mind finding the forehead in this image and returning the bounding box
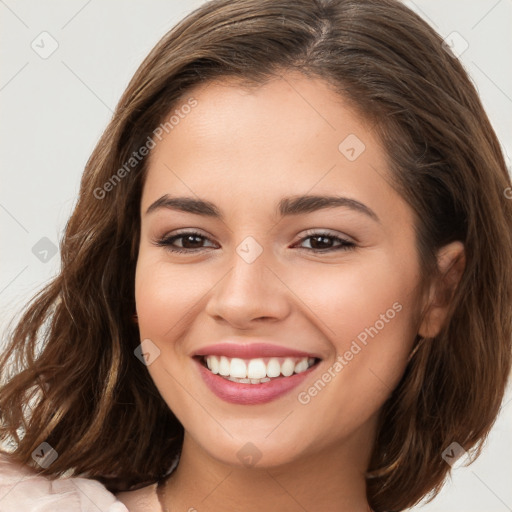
[148,73,377,164]
[141,73,403,225]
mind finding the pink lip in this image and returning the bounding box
[193,357,320,405]
[192,342,320,360]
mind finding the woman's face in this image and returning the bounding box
[135,72,424,468]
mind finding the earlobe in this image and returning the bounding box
[418,241,466,339]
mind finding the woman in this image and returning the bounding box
[1,0,511,511]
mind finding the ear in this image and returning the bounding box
[418,241,466,339]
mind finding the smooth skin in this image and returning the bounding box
[121,72,465,512]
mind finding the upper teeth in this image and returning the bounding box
[204,356,315,379]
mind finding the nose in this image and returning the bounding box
[204,244,292,329]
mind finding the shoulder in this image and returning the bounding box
[115,483,162,511]
[0,452,128,512]
[115,482,162,511]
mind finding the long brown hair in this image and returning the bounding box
[1,1,511,510]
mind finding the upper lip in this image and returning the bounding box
[192,342,322,360]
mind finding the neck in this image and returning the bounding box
[160,420,376,512]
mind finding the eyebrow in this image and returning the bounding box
[145,194,380,223]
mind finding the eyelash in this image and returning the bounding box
[154,230,356,254]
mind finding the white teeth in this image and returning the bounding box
[266,358,281,378]
[247,359,267,379]
[251,378,269,384]
[218,356,230,376]
[281,359,295,377]
[203,355,317,381]
[226,376,272,384]
[230,358,247,378]
[294,359,309,373]
[209,356,219,374]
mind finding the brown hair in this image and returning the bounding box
[1,0,511,510]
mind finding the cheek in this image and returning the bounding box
[282,247,420,346]
[134,253,207,416]
[290,252,420,425]
[288,253,419,402]
[135,253,211,341]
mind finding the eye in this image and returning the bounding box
[154,230,216,254]
[294,231,356,252]
[154,229,355,254]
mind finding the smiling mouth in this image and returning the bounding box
[195,355,321,384]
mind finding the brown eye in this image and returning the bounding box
[296,232,355,252]
[155,231,216,253]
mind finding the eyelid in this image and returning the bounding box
[154,228,356,255]
[155,228,218,249]
[294,228,355,244]
[161,227,212,239]
[155,228,353,245]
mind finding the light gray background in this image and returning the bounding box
[1,1,511,511]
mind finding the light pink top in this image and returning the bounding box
[0,453,136,512]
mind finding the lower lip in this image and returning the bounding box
[194,358,319,405]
